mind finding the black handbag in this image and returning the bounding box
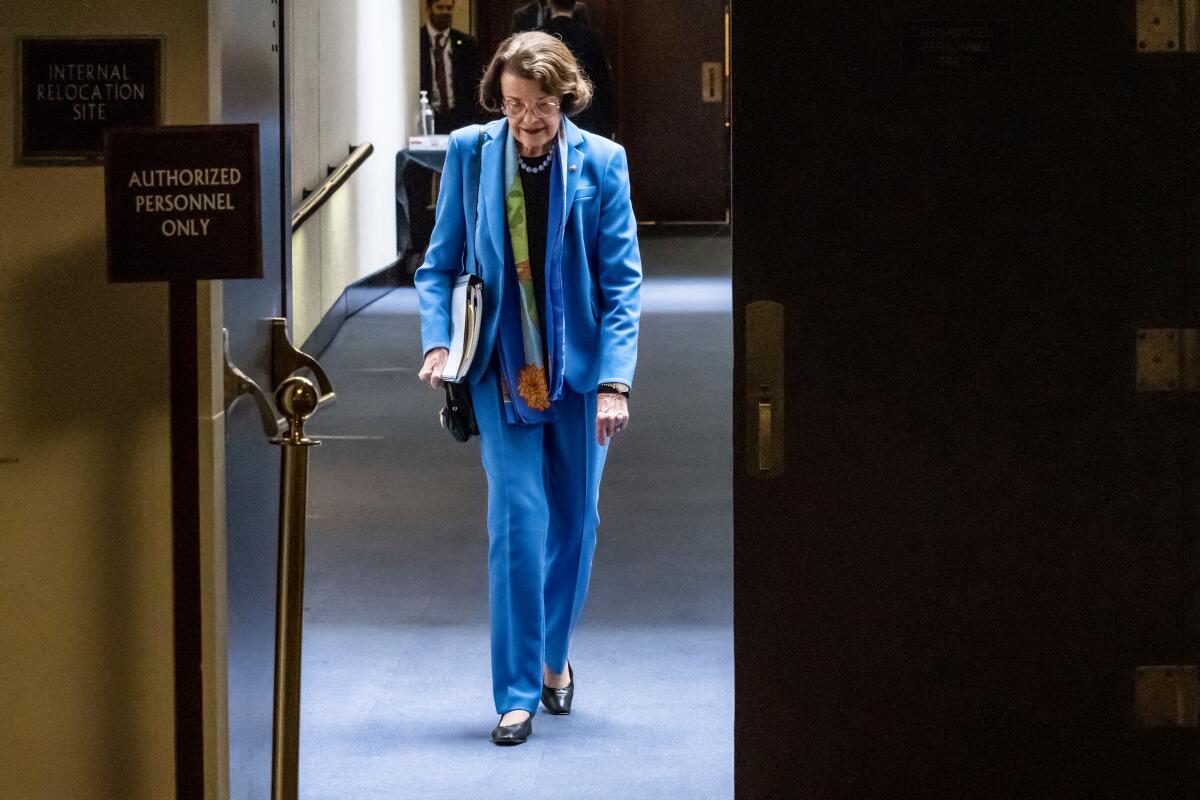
[438,130,486,442]
[439,381,479,442]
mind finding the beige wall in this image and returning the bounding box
[289,0,421,344]
[0,2,211,798]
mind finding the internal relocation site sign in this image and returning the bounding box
[104,125,263,282]
[19,38,162,163]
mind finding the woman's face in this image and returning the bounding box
[501,71,561,156]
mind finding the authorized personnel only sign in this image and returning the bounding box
[104,125,263,282]
[901,21,1012,73]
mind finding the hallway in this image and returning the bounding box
[294,230,734,799]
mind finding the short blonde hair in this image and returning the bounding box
[478,32,593,117]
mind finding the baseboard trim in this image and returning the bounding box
[301,258,409,357]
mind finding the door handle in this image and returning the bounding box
[745,301,785,478]
[758,398,774,472]
[270,317,335,405]
[223,328,283,438]
[701,61,724,103]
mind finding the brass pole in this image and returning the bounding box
[270,377,320,800]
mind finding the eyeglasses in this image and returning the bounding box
[500,98,561,119]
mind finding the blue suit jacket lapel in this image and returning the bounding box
[480,119,508,279]
[562,118,584,219]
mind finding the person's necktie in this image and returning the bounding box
[433,34,450,113]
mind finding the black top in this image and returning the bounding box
[518,153,552,361]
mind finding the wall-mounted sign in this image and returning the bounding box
[19,37,162,164]
[902,21,1012,74]
[104,125,263,282]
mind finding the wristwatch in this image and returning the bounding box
[598,382,630,398]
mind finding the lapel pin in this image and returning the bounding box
[569,164,577,172]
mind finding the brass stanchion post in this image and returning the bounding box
[269,376,320,800]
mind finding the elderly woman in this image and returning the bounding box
[414,31,641,745]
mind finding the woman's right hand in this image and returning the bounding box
[418,347,449,389]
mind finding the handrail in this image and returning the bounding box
[291,142,374,232]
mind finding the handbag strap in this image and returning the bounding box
[464,128,485,278]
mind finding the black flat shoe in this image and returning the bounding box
[541,662,574,715]
[491,712,533,745]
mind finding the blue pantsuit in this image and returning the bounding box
[415,117,640,716]
[473,361,608,713]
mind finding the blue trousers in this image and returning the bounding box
[474,364,608,714]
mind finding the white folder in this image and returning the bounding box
[441,274,483,383]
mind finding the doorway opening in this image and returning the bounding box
[224,1,734,796]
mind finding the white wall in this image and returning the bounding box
[290,0,422,344]
[0,2,211,798]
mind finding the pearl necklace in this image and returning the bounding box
[518,149,554,174]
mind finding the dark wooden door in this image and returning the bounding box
[734,4,1200,797]
[618,0,727,222]
[476,0,728,222]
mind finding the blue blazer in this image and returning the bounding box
[415,117,641,393]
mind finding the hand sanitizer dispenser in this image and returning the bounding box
[418,90,435,136]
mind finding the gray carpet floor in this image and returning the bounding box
[297,230,733,799]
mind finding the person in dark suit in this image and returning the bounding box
[407,0,484,279]
[541,0,614,137]
[420,0,483,132]
[511,0,589,33]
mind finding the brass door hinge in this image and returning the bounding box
[1136,328,1200,391]
[1137,0,1200,52]
[1136,666,1200,727]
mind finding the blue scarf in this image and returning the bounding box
[496,127,567,425]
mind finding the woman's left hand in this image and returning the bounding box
[596,393,630,446]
